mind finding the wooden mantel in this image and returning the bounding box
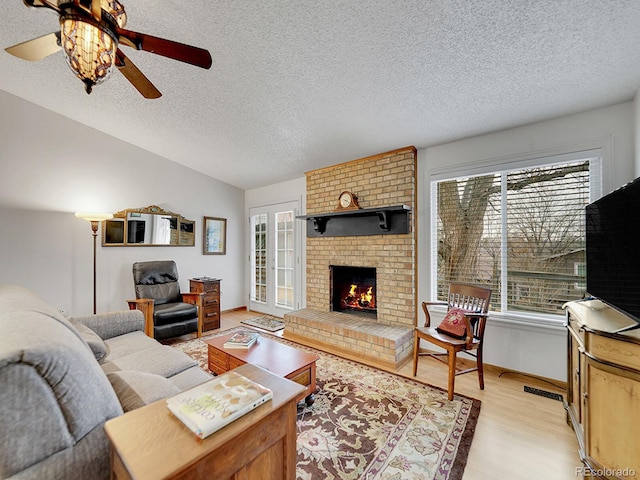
[297,205,411,237]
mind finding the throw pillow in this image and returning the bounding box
[107,371,180,412]
[70,320,110,362]
[436,307,471,339]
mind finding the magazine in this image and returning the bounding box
[223,331,259,349]
[166,371,273,439]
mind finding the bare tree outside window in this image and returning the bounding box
[436,161,590,315]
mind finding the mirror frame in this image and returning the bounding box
[102,205,196,247]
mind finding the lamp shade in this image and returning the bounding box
[75,212,114,222]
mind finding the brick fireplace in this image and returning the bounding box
[284,146,417,369]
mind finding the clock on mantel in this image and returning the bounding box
[336,191,361,211]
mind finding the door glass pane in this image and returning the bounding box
[251,213,268,303]
[275,210,294,308]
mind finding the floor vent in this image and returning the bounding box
[524,386,563,401]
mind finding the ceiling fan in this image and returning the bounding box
[5,0,213,98]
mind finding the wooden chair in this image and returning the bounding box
[413,283,492,401]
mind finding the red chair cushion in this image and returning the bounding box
[436,307,470,339]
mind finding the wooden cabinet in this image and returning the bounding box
[565,300,640,480]
[105,364,305,480]
[190,278,221,332]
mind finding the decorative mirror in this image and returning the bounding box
[102,205,195,246]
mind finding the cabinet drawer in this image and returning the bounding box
[203,296,220,308]
[208,347,229,364]
[229,357,246,370]
[203,318,220,331]
[202,283,220,294]
[589,333,640,370]
[208,357,228,375]
[289,369,311,387]
[189,280,221,294]
[209,362,227,376]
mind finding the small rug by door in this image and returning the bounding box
[240,315,285,332]
[172,327,480,480]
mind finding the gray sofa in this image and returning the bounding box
[0,284,212,480]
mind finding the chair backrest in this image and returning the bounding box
[446,283,492,341]
[446,283,492,315]
[132,260,181,305]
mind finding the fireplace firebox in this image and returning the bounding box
[330,266,376,318]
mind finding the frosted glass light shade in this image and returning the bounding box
[75,212,114,222]
[61,15,117,94]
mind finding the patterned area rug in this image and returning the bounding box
[240,315,285,332]
[172,327,480,480]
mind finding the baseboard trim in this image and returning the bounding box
[415,347,567,390]
[222,306,248,313]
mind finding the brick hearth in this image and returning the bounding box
[284,146,417,369]
[284,309,414,369]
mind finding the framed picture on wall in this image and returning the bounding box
[203,216,227,255]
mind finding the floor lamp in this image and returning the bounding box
[75,212,113,314]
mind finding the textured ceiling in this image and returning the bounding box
[2,1,640,190]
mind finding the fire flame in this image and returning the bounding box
[343,284,375,310]
[361,286,373,304]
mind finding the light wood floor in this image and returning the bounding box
[179,309,583,480]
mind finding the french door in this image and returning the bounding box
[249,201,300,317]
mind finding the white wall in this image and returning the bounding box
[417,101,636,380]
[0,90,246,316]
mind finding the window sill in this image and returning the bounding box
[427,306,565,332]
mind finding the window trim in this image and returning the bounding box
[429,148,603,322]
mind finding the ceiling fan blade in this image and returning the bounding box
[117,29,212,70]
[5,32,61,62]
[91,0,101,21]
[115,49,162,99]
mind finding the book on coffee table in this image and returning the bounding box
[166,371,273,439]
[223,331,259,349]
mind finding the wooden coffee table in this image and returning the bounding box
[206,332,319,405]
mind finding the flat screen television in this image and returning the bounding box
[586,176,640,332]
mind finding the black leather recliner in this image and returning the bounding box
[127,260,202,340]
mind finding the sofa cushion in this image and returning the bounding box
[70,320,110,362]
[168,366,213,391]
[104,330,160,360]
[107,371,180,412]
[102,332,198,378]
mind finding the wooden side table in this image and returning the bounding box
[189,278,221,332]
[105,364,305,480]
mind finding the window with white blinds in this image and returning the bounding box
[431,152,601,316]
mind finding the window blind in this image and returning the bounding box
[433,158,594,315]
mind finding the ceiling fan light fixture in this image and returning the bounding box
[60,14,118,94]
[9,0,211,98]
